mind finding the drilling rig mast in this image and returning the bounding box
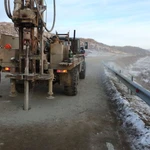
[4,0,56,110]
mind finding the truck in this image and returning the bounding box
[1,0,86,110]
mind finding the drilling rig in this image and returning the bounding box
[0,0,86,110]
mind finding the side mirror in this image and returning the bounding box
[80,47,85,54]
[81,49,85,54]
[84,42,88,49]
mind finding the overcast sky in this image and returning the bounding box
[1,0,150,49]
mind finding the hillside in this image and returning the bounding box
[80,38,150,55]
[0,22,18,36]
[80,38,124,54]
[111,46,150,55]
[0,22,149,55]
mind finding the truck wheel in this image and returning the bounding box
[64,68,78,96]
[79,61,86,79]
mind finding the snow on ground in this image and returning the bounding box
[103,69,150,150]
[105,56,150,123]
[107,56,150,90]
[86,50,150,150]
[127,56,150,86]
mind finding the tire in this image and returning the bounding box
[64,68,78,96]
[79,61,86,79]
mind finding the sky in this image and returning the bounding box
[1,0,150,49]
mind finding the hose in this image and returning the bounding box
[4,0,12,19]
[8,0,12,18]
[4,0,9,18]
[34,0,56,32]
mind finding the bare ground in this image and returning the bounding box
[0,54,131,150]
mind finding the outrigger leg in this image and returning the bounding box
[47,69,54,99]
[9,79,17,97]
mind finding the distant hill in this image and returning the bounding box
[80,38,150,55]
[80,38,124,54]
[111,46,150,55]
[0,22,150,56]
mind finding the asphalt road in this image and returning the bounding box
[0,55,131,150]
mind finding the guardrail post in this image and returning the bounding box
[128,76,133,95]
[130,76,133,95]
[119,70,121,82]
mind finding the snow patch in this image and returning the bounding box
[103,70,150,150]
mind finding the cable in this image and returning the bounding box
[8,0,12,18]
[4,0,9,18]
[4,0,12,19]
[34,0,56,32]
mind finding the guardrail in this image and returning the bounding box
[103,62,150,106]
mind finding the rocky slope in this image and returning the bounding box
[0,22,18,36]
